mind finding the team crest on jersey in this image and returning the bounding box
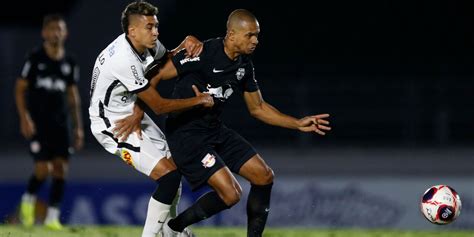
[121,149,135,167]
[61,63,71,75]
[201,153,216,168]
[236,68,245,80]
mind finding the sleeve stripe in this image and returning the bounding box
[104,80,120,106]
[21,61,31,78]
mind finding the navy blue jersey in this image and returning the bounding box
[167,38,259,132]
[20,47,79,129]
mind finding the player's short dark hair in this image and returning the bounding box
[121,1,158,34]
[42,14,65,28]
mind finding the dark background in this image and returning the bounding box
[1,0,473,148]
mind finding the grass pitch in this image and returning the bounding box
[0,225,472,237]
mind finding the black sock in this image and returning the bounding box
[49,178,65,207]
[152,170,181,205]
[26,174,46,195]
[247,183,273,237]
[168,191,231,232]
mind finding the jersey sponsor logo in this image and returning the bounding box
[121,149,135,167]
[212,68,224,73]
[201,153,216,168]
[130,65,145,85]
[236,68,245,80]
[206,84,233,101]
[179,56,200,65]
[36,76,66,92]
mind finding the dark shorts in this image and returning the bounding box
[29,129,72,161]
[167,125,257,191]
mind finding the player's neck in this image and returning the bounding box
[127,36,146,55]
[43,42,65,61]
[223,39,240,61]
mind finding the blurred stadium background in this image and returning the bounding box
[0,0,473,233]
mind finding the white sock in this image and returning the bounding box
[170,182,182,218]
[141,197,171,237]
[45,206,60,222]
[22,193,36,203]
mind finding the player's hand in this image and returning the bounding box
[297,114,331,135]
[113,106,144,142]
[20,116,36,139]
[183,36,203,58]
[74,128,84,151]
[192,85,214,108]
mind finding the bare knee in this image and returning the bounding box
[34,163,49,180]
[253,166,274,185]
[51,159,68,178]
[219,186,242,206]
[262,167,274,184]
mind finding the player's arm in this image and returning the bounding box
[67,84,84,150]
[147,36,202,86]
[113,100,145,141]
[137,85,212,116]
[170,35,203,57]
[149,59,178,87]
[15,77,36,139]
[243,90,331,135]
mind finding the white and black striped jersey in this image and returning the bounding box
[166,38,259,132]
[19,46,79,128]
[89,33,166,132]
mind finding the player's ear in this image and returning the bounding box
[227,29,236,41]
[128,26,136,37]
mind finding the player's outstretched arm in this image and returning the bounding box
[137,85,213,116]
[243,90,331,135]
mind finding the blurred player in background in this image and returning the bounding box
[89,1,212,236]
[148,9,331,237]
[15,14,83,230]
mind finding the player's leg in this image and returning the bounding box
[44,129,72,230]
[238,155,274,237]
[217,127,273,237]
[137,115,185,237]
[20,138,49,227]
[142,156,181,237]
[166,166,241,233]
[44,156,68,230]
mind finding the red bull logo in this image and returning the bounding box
[201,153,216,168]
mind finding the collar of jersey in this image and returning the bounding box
[125,35,147,62]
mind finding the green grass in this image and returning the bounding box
[0,225,472,237]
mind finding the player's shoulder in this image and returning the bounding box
[106,34,139,65]
[202,37,223,52]
[23,46,43,61]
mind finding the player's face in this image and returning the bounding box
[134,15,159,49]
[234,20,260,55]
[42,20,67,46]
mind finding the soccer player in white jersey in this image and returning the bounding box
[88,2,213,237]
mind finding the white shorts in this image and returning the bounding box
[91,114,171,176]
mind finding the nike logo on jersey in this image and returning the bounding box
[213,68,224,73]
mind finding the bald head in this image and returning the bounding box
[226,9,258,32]
[224,9,260,57]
